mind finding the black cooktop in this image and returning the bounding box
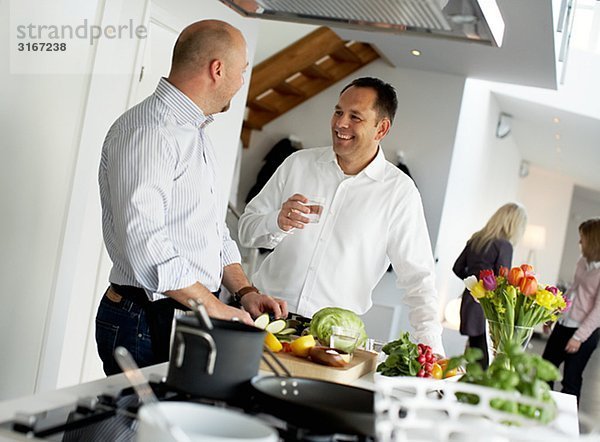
[0,380,373,442]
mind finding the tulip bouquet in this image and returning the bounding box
[464,265,569,354]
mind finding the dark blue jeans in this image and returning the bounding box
[95,289,154,376]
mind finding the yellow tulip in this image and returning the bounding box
[506,285,517,301]
[535,290,554,310]
[470,281,486,299]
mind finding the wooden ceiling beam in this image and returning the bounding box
[349,42,380,63]
[242,27,380,148]
[273,82,305,97]
[247,99,278,114]
[248,27,346,101]
[241,125,252,148]
[301,64,334,80]
[330,45,363,64]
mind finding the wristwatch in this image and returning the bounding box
[233,285,260,304]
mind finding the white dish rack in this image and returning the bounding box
[374,375,600,442]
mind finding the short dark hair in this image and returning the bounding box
[340,77,398,123]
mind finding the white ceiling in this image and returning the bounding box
[247,0,600,193]
[335,0,558,89]
[493,92,600,190]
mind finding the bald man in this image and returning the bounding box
[96,20,287,375]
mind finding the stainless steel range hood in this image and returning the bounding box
[219,0,505,47]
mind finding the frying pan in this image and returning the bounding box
[251,350,374,437]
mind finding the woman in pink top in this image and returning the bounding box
[542,218,600,402]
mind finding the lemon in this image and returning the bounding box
[264,331,283,353]
[431,362,443,380]
[439,358,459,378]
[290,334,316,358]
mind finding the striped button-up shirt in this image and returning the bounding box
[99,78,241,299]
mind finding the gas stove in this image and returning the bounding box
[0,377,373,442]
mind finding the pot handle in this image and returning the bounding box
[187,298,214,330]
[261,345,292,378]
[173,325,217,375]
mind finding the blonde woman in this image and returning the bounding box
[452,203,528,368]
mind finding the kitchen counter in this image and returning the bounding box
[0,363,169,441]
[0,363,580,441]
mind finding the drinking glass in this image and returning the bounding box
[301,196,325,223]
[329,326,361,354]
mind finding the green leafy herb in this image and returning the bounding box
[376,332,422,377]
[447,343,561,424]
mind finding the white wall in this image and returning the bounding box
[512,165,574,285]
[558,186,600,286]
[239,60,466,248]
[490,50,600,122]
[38,0,153,395]
[434,79,523,313]
[0,0,102,400]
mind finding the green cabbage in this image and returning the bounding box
[309,307,368,349]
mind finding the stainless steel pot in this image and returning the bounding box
[165,315,265,400]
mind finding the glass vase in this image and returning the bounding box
[487,320,534,356]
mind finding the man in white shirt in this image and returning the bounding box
[238,77,443,354]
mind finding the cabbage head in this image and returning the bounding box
[309,307,368,347]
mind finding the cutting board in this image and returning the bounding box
[260,349,378,385]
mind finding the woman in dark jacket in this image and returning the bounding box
[453,203,528,369]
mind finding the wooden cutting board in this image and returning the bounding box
[260,349,378,385]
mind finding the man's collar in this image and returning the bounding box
[363,147,386,181]
[154,78,213,127]
[318,146,386,181]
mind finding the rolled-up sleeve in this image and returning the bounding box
[222,224,242,266]
[106,127,197,292]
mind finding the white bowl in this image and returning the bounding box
[136,402,278,442]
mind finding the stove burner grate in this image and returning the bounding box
[0,381,373,442]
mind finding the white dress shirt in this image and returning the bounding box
[239,146,443,353]
[99,78,240,299]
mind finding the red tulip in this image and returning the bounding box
[507,267,524,287]
[519,275,538,296]
[499,266,508,278]
[479,269,494,280]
